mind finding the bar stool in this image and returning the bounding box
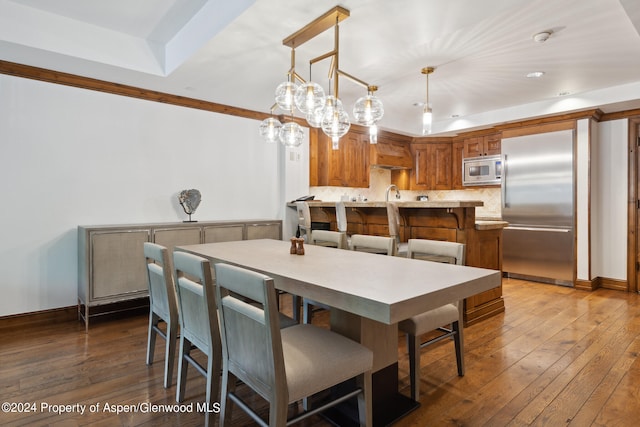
[387,202,408,256]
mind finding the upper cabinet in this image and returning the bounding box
[451,141,465,190]
[410,142,452,190]
[310,128,370,188]
[463,133,501,157]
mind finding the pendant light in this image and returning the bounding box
[279,120,304,147]
[259,117,282,143]
[353,85,383,126]
[321,96,350,150]
[421,67,434,135]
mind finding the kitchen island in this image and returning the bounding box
[289,200,506,325]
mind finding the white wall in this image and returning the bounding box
[576,119,591,281]
[0,74,286,316]
[592,119,628,281]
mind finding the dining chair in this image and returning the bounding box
[350,234,395,256]
[214,262,373,427]
[144,242,179,389]
[386,202,408,256]
[303,228,348,324]
[173,251,222,427]
[398,238,466,401]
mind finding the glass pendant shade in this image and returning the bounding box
[321,96,350,143]
[353,94,384,126]
[422,106,433,135]
[275,81,298,111]
[259,117,282,143]
[369,123,378,144]
[294,82,326,114]
[279,121,304,147]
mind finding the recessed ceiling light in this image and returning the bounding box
[526,71,545,78]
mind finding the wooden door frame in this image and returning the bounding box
[628,118,640,293]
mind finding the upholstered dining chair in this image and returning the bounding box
[173,251,222,427]
[144,242,179,389]
[214,262,373,427]
[398,239,466,401]
[303,229,348,324]
[349,234,395,256]
[386,202,408,256]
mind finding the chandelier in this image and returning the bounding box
[259,6,383,149]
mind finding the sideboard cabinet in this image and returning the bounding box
[78,220,282,329]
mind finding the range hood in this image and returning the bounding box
[370,140,413,169]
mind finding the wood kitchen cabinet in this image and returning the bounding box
[78,219,282,330]
[452,140,465,189]
[309,129,370,188]
[410,142,452,190]
[463,133,501,157]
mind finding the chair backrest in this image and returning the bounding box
[407,239,465,265]
[335,201,347,233]
[214,263,284,402]
[144,242,178,321]
[295,201,312,238]
[311,229,347,249]
[173,251,220,355]
[350,234,395,255]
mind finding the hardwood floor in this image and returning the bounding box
[2,278,640,426]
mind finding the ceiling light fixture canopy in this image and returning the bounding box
[260,6,383,149]
[421,66,435,135]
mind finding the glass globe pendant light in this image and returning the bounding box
[275,80,298,111]
[321,96,350,150]
[353,86,384,126]
[279,121,304,147]
[295,81,325,115]
[259,117,282,143]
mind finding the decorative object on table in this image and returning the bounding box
[178,189,201,223]
[296,237,305,255]
[290,237,298,255]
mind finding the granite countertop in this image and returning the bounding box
[291,200,484,208]
[474,220,509,230]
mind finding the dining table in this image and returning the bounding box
[176,238,501,426]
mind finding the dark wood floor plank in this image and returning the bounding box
[3,279,640,426]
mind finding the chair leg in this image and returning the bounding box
[291,295,300,323]
[269,394,288,427]
[146,312,159,365]
[453,321,465,376]
[407,333,421,401]
[356,371,372,427]
[176,336,190,403]
[303,300,312,324]
[164,318,178,388]
[220,370,237,427]
[204,342,222,427]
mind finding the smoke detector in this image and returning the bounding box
[533,31,552,43]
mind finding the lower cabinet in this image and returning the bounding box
[78,219,282,329]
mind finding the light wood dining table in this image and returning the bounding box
[177,238,501,426]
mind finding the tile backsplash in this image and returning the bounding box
[310,168,502,218]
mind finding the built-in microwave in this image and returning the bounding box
[462,155,502,186]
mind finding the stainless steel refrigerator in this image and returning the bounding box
[501,129,574,285]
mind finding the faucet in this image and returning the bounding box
[385,184,401,202]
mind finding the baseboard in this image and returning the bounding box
[575,277,628,292]
[575,278,600,291]
[0,306,77,331]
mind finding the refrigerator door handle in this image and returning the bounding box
[506,226,571,233]
[501,154,508,208]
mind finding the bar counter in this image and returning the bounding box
[290,200,506,325]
